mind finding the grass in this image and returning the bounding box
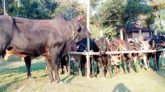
[0,55,165,92]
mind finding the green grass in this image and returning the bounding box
[0,55,165,92]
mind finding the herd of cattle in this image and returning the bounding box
[0,15,165,83]
[63,35,165,79]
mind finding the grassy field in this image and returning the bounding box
[0,55,165,92]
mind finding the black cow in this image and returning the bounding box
[75,38,99,77]
[0,15,90,83]
[148,34,165,71]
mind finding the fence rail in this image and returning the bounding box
[68,48,165,78]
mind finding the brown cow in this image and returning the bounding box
[0,15,90,83]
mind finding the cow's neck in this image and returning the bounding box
[66,20,78,43]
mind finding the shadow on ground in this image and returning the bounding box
[113,83,131,92]
[0,76,26,92]
[0,61,46,74]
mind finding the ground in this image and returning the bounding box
[0,55,165,92]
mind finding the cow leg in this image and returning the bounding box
[133,56,138,73]
[107,57,113,78]
[78,59,83,76]
[122,56,128,74]
[98,60,105,78]
[46,59,54,82]
[101,64,105,78]
[123,60,127,74]
[61,61,64,74]
[162,51,165,69]
[85,61,87,76]
[141,59,145,69]
[96,62,100,74]
[155,52,161,71]
[115,65,120,74]
[50,48,62,83]
[70,61,74,75]
[128,60,131,73]
[24,56,32,78]
[91,57,95,77]
[54,58,60,83]
[147,55,151,69]
[143,54,148,70]
[114,65,117,74]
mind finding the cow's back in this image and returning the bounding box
[0,16,14,35]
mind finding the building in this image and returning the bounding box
[117,24,154,40]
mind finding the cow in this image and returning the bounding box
[108,39,140,74]
[94,37,113,78]
[76,38,99,77]
[0,15,90,83]
[60,43,77,75]
[148,34,165,71]
[108,40,127,74]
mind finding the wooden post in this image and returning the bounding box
[86,0,90,78]
[154,30,157,35]
[139,30,142,36]
[120,29,123,40]
[3,0,7,16]
[86,53,90,78]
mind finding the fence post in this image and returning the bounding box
[86,0,90,78]
[120,29,123,40]
[86,52,90,78]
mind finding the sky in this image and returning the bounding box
[78,0,87,6]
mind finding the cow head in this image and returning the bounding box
[94,37,109,55]
[149,35,165,50]
[108,40,127,51]
[70,17,91,43]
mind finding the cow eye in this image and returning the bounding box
[78,27,81,32]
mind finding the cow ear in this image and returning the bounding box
[77,26,81,32]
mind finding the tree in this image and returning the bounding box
[148,0,165,32]
[54,0,86,20]
[0,0,85,20]
[92,0,153,40]
[0,0,3,15]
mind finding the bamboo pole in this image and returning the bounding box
[86,0,90,78]
[3,0,7,16]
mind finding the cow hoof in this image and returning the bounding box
[51,81,55,84]
[92,76,96,79]
[60,72,64,75]
[136,70,139,73]
[51,81,63,84]
[79,74,83,76]
[101,77,106,80]
[128,71,131,74]
[58,81,64,84]
[145,68,149,71]
[28,76,34,80]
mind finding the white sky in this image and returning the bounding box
[78,0,87,6]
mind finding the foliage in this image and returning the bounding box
[0,0,85,20]
[91,0,100,9]
[91,0,153,39]
[54,0,85,20]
